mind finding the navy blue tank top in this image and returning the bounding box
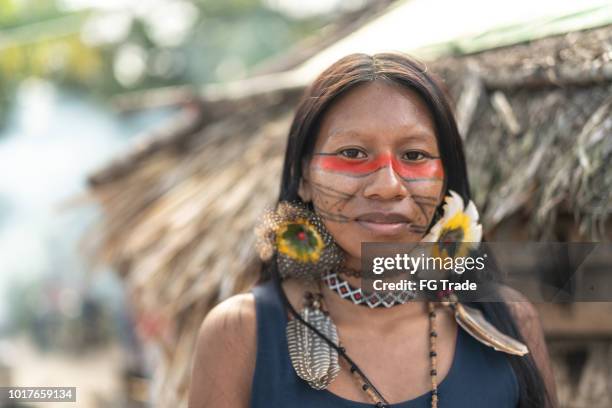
[251,280,519,407]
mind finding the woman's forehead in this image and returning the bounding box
[317,81,437,143]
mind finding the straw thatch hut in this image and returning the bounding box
[83,2,612,406]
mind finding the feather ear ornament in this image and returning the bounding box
[286,291,340,389]
[423,190,529,357]
[453,301,528,356]
[254,201,343,389]
[254,201,343,281]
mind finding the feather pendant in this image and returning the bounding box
[454,303,529,356]
[286,305,340,390]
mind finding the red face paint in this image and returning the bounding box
[390,155,444,180]
[312,153,444,180]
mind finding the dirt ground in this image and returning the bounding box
[2,335,129,408]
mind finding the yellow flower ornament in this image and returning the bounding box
[422,190,483,258]
[420,192,530,356]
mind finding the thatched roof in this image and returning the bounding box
[83,22,612,407]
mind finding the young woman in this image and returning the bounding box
[188,53,558,408]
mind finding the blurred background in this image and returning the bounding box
[0,0,611,407]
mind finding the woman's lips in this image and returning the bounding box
[354,212,412,235]
[356,220,410,235]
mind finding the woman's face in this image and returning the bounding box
[299,80,446,266]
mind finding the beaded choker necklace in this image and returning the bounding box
[322,270,416,308]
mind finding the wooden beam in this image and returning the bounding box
[536,303,612,338]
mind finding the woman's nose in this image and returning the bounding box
[363,162,409,201]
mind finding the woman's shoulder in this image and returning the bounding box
[497,284,559,406]
[496,285,540,323]
[188,292,256,408]
[196,292,257,354]
[206,291,257,320]
[495,284,543,344]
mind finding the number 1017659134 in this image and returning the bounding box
[2,387,76,402]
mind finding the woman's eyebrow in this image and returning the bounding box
[326,127,436,142]
[326,128,362,140]
[397,132,437,143]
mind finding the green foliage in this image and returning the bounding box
[0,0,62,29]
[0,0,332,129]
[196,0,264,16]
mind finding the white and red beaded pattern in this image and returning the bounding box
[322,272,415,308]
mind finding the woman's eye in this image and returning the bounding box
[403,151,428,161]
[338,148,366,159]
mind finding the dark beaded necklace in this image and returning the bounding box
[343,301,439,408]
[276,276,439,408]
[337,266,363,278]
[338,265,407,278]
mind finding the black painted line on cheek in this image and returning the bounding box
[411,194,439,203]
[409,225,427,233]
[308,181,356,223]
[398,176,445,183]
[310,180,355,200]
[311,178,360,215]
[410,195,439,230]
[413,201,434,222]
[313,204,351,223]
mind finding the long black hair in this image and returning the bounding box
[263,52,552,407]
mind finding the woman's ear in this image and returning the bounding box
[298,159,313,202]
[298,177,312,202]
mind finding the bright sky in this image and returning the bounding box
[200,0,612,99]
[293,0,612,81]
[58,0,362,18]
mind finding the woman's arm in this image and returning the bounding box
[502,287,559,407]
[188,293,257,408]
